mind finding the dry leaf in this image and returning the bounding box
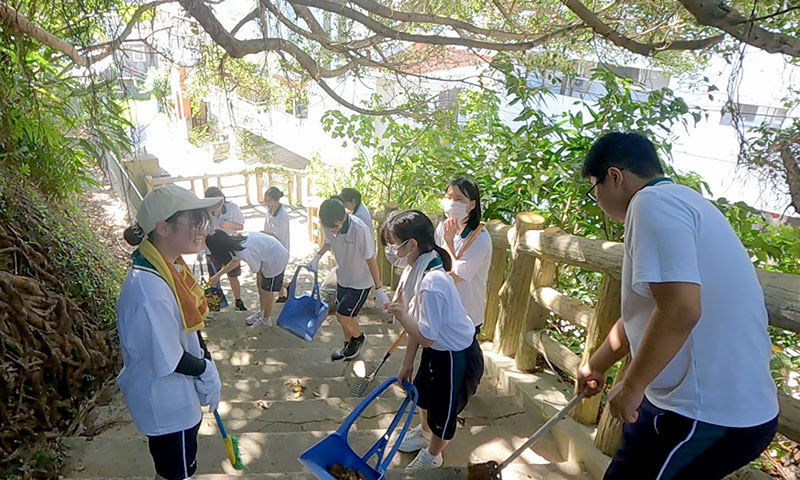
[286,379,306,398]
[312,391,320,398]
[255,400,270,410]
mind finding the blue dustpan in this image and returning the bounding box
[277,265,329,341]
[298,377,418,480]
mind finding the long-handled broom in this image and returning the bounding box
[467,391,585,480]
[214,410,246,470]
[351,330,407,396]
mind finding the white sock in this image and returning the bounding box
[421,428,432,441]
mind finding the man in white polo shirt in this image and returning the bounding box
[308,198,389,361]
[577,132,778,479]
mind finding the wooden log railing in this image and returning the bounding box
[145,165,308,208]
[480,215,800,457]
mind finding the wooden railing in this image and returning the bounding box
[368,207,800,457]
[478,213,800,455]
[145,165,310,207]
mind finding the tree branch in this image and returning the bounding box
[231,7,259,36]
[286,0,553,51]
[678,0,800,57]
[178,0,419,115]
[0,1,90,66]
[561,0,725,55]
[345,0,556,41]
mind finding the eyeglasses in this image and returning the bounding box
[174,217,210,237]
[585,181,599,202]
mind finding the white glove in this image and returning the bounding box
[194,358,221,412]
[306,253,321,271]
[375,288,390,309]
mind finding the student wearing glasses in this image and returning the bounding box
[577,132,778,480]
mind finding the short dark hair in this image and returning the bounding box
[582,132,664,182]
[339,188,361,206]
[205,229,247,266]
[447,177,481,230]
[319,197,346,228]
[204,186,225,200]
[379,210,452,272]
[265,186,283,201]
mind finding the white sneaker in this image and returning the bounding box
[245,311,263,326]
[405,448,442,470]
[398,424,431,453]
[250,316,272,327]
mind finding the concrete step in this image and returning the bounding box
[213,354,407,381]
[86,395,528,438]
[209,346,407,368]
[62,422,580,477]
[62,461,586,480]
[203,323,401,348]
[206,331,405,352]
[219,374,503,402]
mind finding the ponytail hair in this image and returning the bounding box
[123,224,145,246]
[379,210,452,272]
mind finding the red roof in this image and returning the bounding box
[384,43,493,75]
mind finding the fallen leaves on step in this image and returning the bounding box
[327,464,366,480]
[285,379,306,399]
[255,400,270,410]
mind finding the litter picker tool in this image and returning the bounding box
[467,391,585,480]
[350,330,407,396]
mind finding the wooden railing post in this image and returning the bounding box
[493,213,546,357]
[145,175,154,193]
[515,254,557,371]
[295,173,303,207]
[595,356,630,455]
[482,220,510,341]
[255,171,264,204]
[244,173,252,205]
[202,176,209,193]
[572,274,622,424]
[376,203,398,287]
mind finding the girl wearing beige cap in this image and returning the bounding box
[118,185,224,480]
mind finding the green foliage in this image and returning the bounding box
[322,68,698,241]
[0,25,131,198]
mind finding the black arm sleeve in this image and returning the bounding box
[174,351,206,376]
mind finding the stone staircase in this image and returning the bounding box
[60,303,591,480]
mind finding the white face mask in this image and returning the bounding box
[441,198,470,221]
[385,240,410,267]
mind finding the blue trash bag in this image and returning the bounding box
[277,265,329,342]
[298,377,418,480]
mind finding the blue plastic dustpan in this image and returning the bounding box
[298,377,418,479]
[277,265,329,342]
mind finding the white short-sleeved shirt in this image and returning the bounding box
[415,270,475,351]
[212,201,245,235]
[623,181,778,428]
[264,205,291,257]
[353,203,373,237]
[323,215,375,289]
[116,266,203,436]
[435,223,492,327]
[235,232,289,279]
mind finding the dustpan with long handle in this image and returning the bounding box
[467,391,585,480]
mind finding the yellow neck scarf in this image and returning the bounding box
[138,239,208,332]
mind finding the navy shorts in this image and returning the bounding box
[604,397,777,480]
[147,421,201,480]
[414,339,484,441]
[259,270,285,292]
[335,284,371,317]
